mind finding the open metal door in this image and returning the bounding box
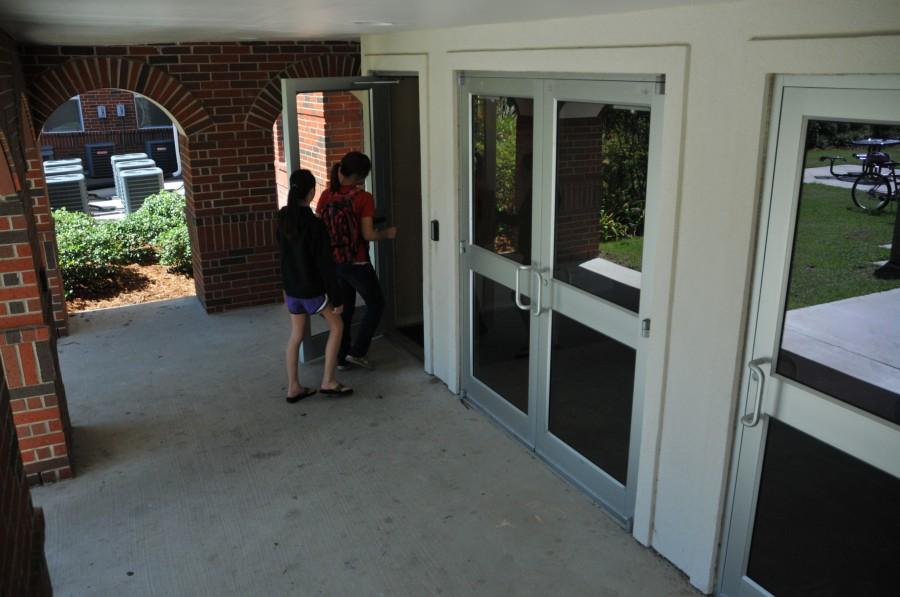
[280,77,394,362]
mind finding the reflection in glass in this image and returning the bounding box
[548,312,635,484]
[553,102,649,312]
[472,274,530,413]
[778,119,900,424]
[472,96,534,264]
[748,419,900,596]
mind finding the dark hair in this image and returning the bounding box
[278,169,316,239]
[329,151,371,192]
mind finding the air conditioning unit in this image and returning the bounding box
[84,142,115,178]
[114,158,156,199]
[46,173,88,212]
[110,153,148,173]
[43,164,84,177]
[120,167,164,213]
[43,158,83,172]
[144,139,177,176]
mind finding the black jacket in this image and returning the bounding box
[278,206,342,307]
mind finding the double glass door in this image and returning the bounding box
[459,75,663,523]
[720,79,900,596]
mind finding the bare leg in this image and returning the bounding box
[286,312,308,398]
[319,305,345,390]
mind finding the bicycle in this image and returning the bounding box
[850,160,898,212]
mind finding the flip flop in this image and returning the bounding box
[286,388,317,403]
[320,383,353,396]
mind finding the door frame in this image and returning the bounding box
[718,74,900,596]
[280,76,395,361]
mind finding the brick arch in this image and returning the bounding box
[26,57,214,136]
[0,126,22,194]
[243,54,361,130]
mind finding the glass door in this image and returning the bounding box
[720,79,900,596]
[459,74,664,523]
[281,77,392,361]
[534,79,662,522]
[459,77,542,444]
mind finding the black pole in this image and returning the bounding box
[874,204,900,279]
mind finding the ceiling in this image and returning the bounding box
[0,0,728,45]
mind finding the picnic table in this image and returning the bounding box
[850,137,899,174]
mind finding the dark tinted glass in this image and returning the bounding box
[553,102,649,312]
[748,419,900,595]
[548,312,635,484]
[472,273,530,413]
[777,119,900,424]
[471,96,534,264]
[135,96,173,128]
[43,98,83,133]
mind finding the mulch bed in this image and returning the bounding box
[65,263,196,313]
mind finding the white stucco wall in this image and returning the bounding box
[361,1,900,592]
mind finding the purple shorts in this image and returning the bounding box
[285,294,327,315]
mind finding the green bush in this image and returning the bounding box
[121,191,187,254]
[53,191,192,299]
[53,209,125,298]
[598,209,630,243]
[158,224,192,274]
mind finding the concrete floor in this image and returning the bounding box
[33,297,695,597]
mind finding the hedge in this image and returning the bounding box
[53,191,192,299]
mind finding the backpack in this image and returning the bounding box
[320,189,362,264]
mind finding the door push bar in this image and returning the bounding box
[741,357,771,428]
[514,265,532,312]
[514,265,546,317]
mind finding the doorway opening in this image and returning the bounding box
[278,76,425,364]
[39,89,195,314]
[381,76,424,360]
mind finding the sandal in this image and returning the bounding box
[286,388,317,403]
[320,383,353,396]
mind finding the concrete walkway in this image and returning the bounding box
[33,298,694,597]
[783,288,900,395]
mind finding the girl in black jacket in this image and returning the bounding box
[278,169,352,401]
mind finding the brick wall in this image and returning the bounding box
[297,92,328,203]
[0,366,54,597]
[273,91,364,207]
[39,87,174,163]
[40,128,173,163]
[555,117,604,264]
[20,41,360,312]
[78,88,138,131]
[1,31,72,484]
[22,99,68,336]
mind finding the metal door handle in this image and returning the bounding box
[741,358,771,427]
[531,269,544,316]
[514,265,532,311]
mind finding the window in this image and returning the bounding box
[43,97,83,133]
[134,96,173,129]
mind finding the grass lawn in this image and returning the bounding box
[803,147,862,169]
[787,183,899,310]
[598,236,643,271]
